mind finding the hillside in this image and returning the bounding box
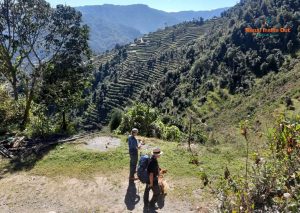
[88,0,300,129]
[76,4,227,53]
[87,19,213,125]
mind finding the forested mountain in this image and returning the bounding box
[76,4,227,53]
[87,0,300,127]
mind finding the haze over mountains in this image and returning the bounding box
[76,4,228,53]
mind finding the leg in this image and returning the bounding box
[129,151,138,178]
[149,179,160,206]
[133,153,138,175]
[144,184,150,205]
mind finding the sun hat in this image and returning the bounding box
[152,147,163,156]
[132,128,138,133]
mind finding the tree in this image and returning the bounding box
[38,5,91,131]
[0,1,90,130]
[109,109,122,132]
[0,0,51,101]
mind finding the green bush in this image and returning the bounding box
[192,128,207,144]
[26,104,55,138]
[151,119,165,138]
[117,102,158,136]
[217,116,300,212]
[109,109,123,132]
[117,104,183,141]
[0,85,23,133]
[162,125,182,142]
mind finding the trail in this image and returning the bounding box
[0,172,209,213]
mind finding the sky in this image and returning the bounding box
[47,0,240,12]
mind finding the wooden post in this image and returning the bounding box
[188,116,192,151]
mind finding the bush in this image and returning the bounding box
[116,103,184,141]
[151,119,165,138]
[163,125,182,142]
[217,116,300,212]
[109,109,123,132]
[117,103,158,136]
[26,104,55,138]
[192,128,207,144]
[0,85,23,133]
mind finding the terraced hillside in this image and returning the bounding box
[89,0,300,127]
[90,19,219,124]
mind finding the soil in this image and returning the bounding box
[0,172,214,213]
[81,136,121,152]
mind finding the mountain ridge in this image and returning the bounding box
[76,4,228,53]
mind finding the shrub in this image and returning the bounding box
[117,103,184,141]
[117,103,158,136]
[26,105,56,138]
[217,116,300,212]
[151,119,165,138]
[109,109,123,132]
[192,128,207,144]
[0,85,23,133]
[162,125,182,142]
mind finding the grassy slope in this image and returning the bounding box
[197,58,300,143]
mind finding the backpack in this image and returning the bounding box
[137,155,150,183]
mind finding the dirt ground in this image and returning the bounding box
[0,171,213,213]
[80,136,121,151]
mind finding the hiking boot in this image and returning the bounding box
[149,202,159,210]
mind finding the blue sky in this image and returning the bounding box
[47,0,239,12]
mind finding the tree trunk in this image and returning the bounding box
[21,90,33,130]
[188,117,192,151]
[21,76,36,130]
[62,110,67,131]
[12,72,18,101]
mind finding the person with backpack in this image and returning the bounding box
[128,128,141,180]
[143,147,163,210]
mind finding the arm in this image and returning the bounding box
[137,139,142,149]
[149,172,154,187]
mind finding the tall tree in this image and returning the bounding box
[39,5,91,131]
[0,0,90,130]
[0,0,51,101]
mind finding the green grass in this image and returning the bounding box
[0,132,251,182]
[29,136,128,178]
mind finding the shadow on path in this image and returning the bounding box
[124,180,140,211]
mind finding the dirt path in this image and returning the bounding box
[0,172,209,213]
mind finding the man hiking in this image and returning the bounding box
[144,147,163,210]
[128,128,141,180]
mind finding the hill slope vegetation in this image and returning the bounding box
[88,0,300,129]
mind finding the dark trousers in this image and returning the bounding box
[144,178,160,206]
[129,149,138,178]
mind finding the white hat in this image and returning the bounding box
[152,147,163,156]
[132,128,138,133]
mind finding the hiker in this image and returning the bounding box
[144,147,163,209]
[128,128,141,180]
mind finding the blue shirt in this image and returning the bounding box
[128,135,138,150]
